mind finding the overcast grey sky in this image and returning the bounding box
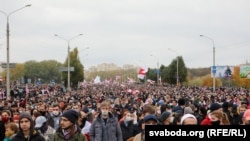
[0,0,250,70]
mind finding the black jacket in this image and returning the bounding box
[10,130,45,141]
[120,120,140,141]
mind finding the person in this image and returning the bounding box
[35,116,55,141]
[242,109,250,125]
[120,111,140,141]
[4,122,18,141]
[78,110,91,141]
[89,101,123,141]
[47,104,62,130]
[210,110,230,125]
[10,112,45,141]
[180,113,198,125]
[52,109,87,141]
[161,111,172,125]
[133,114,158,141]
[200,103,223,125]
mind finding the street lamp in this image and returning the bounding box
[0,4,31,99]
[168,48,179,86]
[55,34,83,91]
[150,54,160,85]
[200,35,216,92]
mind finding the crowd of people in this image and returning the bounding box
[0,83,249,141]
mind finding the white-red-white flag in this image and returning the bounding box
[137,67,148,80]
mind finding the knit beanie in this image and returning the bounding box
[161,112,171,122]
[19,112,34,131]
[210,103,222,112]
[62,109,79,124]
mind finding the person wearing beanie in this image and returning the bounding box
[200,103,223,125]
[161,112,172,125]
[52,109,87,141]
[10,112,45,141]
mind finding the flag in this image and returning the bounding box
[94,76,101,84]
[137,67,148,80]
[159,76,162,85]
[26,84,29,96]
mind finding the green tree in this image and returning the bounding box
[165,56,187,85]
[24,60,62,84]
[62,48,84,88]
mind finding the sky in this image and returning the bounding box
[0,0,250,70]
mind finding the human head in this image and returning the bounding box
[209,103,222,113]
[161,111,171,125]
[1,110,11,123]
[243,109,250,125]
[35,116,47,129]
[19,112,34,133]
[143,114,158,125]
[210,110,230,125]
[5,122,18,137]
[100,101,110,118]
[180,114,197,125]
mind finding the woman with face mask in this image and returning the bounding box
[120,111,140,141]
[210,110,230,125]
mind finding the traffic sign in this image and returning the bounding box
[58,67,74,72]
[1,63,16,68]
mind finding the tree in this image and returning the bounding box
[62,47,84,88]
[165,56,188,85]
[24,60,62,84]
[0,63,25,82]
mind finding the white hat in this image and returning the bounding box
[35,116,47,128]
[180,114,197,125]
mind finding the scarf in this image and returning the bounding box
[63,124,77,140]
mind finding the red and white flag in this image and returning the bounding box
[137,67,148,80]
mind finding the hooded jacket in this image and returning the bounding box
[10,112,45,141]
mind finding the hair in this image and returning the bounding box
[210,110,230,125]
[100,101,110,108]
[142,104,155,115]
[5,122,18,133]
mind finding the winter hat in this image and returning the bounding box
[19,112,34,130]
[61,109,79,124]
[210,103,222,112]
[161,112,171,122]
[178,98,186,106]
[180,113,197,125]
[184,107,193,115]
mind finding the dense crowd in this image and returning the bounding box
[0,83,249,141]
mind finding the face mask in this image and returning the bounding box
[2,117,9,123]
[156,110,161,114]
[125,117,132,122]
[52,111,59,116]
[101,110,109,116]
[211,120,220,125]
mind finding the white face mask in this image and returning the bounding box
[101,110,109,116]
[169,116,174,123]
[53,111,59,115]
[125,117,132,122]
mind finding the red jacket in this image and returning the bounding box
[200,115,212,125]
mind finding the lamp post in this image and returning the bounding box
[168,48,179,86]
[55,34,83,91]
[0,4,31,99]
[200,35,216,92]
[150,54,159,85]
